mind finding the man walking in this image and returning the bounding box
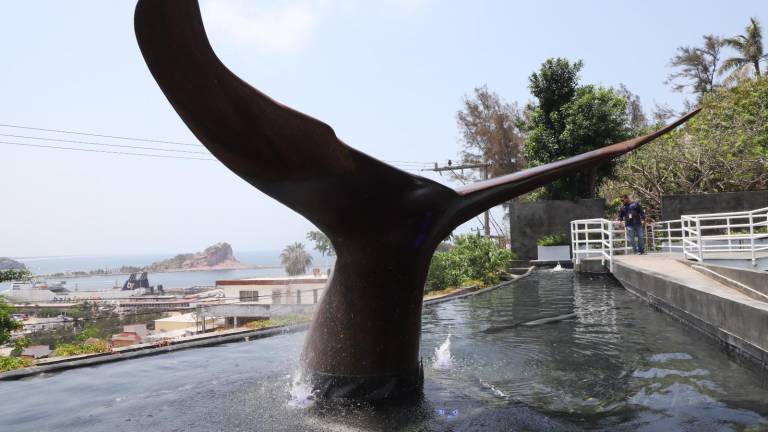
[617,194,646,254]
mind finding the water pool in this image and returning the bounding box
[2,271,767,431]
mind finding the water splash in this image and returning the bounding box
[433,334,453,370]
[287,370,315,408]
[552,262,565,271]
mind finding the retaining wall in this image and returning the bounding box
[508,198,605,260]
[661,190,768,220]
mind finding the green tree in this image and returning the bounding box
[306,230,335,257]
[719,17,767,85]
[524,58,632,199]
[666,34,724,98]
[600,76,768,219]
[456,85,525,180]
[0,268,32,283]
[280,242,313,276]
[0,298,21,346]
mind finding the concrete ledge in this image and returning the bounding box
[0,322,310,381]
[574,258,609,274]
[683,261,768,294]
[689,265,768,302]
[424,266,534,307]
[613,257,768,372]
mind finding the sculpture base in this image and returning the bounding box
[309,362,424,401]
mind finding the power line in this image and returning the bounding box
[0,122,438,171]
[0,140,215,161]
[2,139,435,172]
[0,121,439,168]
[0,133,211,155]
[422,161,497,238]
[0,123,200,147]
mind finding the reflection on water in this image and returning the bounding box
[1,271,767,431]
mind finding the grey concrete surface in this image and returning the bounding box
[684,261,768,295]
[611,255,768,369]
[662,190,768,220]
[508,198,605,260]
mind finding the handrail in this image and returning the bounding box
[571,218,629,272]
[645,207,767,266]
[574,206,768,271]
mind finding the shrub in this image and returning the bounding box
[53,340,111,357]
[537,233,569,246]
[245,313,312,330]
[426,235,514,292]
[0,356,32,372]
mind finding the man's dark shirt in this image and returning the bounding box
[618,201,645,227]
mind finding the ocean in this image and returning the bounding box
[4,250,335,291]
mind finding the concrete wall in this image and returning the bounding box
[508,199,605,260]
[613,260,768,369]
[661,190,768,220]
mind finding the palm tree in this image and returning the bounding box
[280,242,313,276]
[719,17,767,85]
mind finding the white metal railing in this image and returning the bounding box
[571,218,630,272]
[575,207,768,270]
[679,206,768,265]
[649,219,684,253]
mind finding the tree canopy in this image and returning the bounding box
[666,34,724,99]
[306,230,335,257]
[0,269,32,283]
[601,76,768,219]
[524,58,632,199]
[456,85,525,180]
[280,242,313,276]
[0,298,21,346]
[720,17,767,85]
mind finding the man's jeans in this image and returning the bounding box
[626,224,645,254]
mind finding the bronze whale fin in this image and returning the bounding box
[134,0,456,238]
[135,0,698,401]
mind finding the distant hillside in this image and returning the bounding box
[144,243,246,272]
[0,257,27,271]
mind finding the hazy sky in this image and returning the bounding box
[0,1,763,257]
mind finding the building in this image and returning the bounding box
[215,276,328,305]
[111,332,143,347]
[20,345,52,360]
[154,312,216,333]
[117,297,194,313]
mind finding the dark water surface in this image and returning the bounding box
[2,271,767,431]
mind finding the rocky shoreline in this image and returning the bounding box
[37,242,269,279]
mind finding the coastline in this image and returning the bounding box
[37,263,334,280]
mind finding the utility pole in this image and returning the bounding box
[423,161,492,238]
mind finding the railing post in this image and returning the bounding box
[696,218,703,262]
[749,212,756,266]
[600,222,605,267]
[667,222,672,253]
[726,216,732,252]
[296,289,301,304]
[570,221,576,265]
[607,220,614,272]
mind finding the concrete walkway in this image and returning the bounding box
[610,254,768,369]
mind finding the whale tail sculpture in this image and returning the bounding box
[134,0,698,401]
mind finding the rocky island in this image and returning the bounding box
[143,242,248,272]
[0,257,27,271]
